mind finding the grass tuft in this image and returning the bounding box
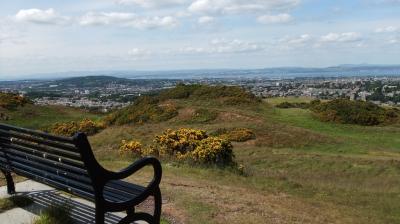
[0,195,34,213]
[33,202,74,224]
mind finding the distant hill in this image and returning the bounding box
[4,64,400,81]
[49,76,173,88]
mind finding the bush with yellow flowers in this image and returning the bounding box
[50,121,79,136]
[0,92,31,110]
[154,128,207,155]
[212,128,255,142]
[49,119,105,136]
[119,140,142,155]
[153,128,235,166]
[188,137,234,165]
[78,119,105,135]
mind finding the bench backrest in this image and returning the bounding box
[0,124,95,200]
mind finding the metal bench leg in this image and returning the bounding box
[153,187,162,224]
[1,170,15,195]
[95,203,105,224]
[126,207,135,216]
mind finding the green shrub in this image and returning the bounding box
[160,84,260,105]
[310,99,399,126]
[159,83,202,100]
[104,96,178,126]
[276,102,310,109]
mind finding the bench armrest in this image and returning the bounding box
[105,156,162,188]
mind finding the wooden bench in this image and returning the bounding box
[0,123,162,224]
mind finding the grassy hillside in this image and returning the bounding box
[1,90,400,223]
[0,104,101,129]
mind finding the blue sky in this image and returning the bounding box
[0,0,400,78]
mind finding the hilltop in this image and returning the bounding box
[1,85,400,223]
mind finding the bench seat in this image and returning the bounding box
[0,123,162,224]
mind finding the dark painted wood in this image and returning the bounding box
[0,123,162,224]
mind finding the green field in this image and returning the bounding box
[1,96,400,223]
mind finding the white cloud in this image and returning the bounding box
[257,13,292,24]
[79,12,136,26]
[320,32,362,43]
[115,0,187,8]
[197,16,214,24]
[15,8,69,25]
[133,16,178,29]
[181,38,265,54]
[375,26,398,33]
[188,0,300,15]
[128,48,152,59]
[280,34,311,45]
[210,39,265,53]
[388,38,399,44]
[79,12,178,29]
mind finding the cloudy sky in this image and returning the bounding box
[0,0,400,78]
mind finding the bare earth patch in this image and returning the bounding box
[216,111,262,123]
[174,108,196,121]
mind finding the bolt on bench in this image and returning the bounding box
[0,123,162,224]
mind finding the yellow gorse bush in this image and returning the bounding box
[189,137,234,164]
[154,128,234,165]
[119,140,142,155]
[221,128,256,142]
[49,119,104,136]
[0,92,31,109]
[154,128,207,155]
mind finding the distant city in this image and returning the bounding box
[1,66,400,112]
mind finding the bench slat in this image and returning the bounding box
[3,152,92,185]
[108,179,146,194]
[7,159,94,193]
[0,136,81,161]
[0,124,74,144]
[0,150,87,176]
[0,142,85,169]
[0,129,78,153]
[11,166,95,201]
